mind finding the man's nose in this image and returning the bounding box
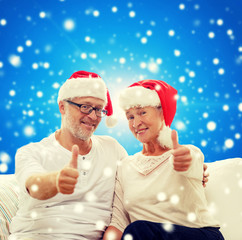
[87,109,98,120]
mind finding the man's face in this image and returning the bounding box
[62,97,105,141]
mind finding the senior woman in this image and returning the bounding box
[103,80,224,240]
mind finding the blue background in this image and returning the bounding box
[0,0,241,174]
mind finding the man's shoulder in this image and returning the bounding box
[93,135,119,144]
[93,135,127,155]
[17,133,55,153]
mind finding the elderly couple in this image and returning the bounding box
[9,71,224,240]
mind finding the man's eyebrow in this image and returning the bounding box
[80,102,104,108]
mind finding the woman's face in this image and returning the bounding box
[125,106,164,144]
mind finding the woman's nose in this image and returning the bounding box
[132,116,141,128]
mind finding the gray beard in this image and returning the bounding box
[62,110,92,141]
[157,125,173,149]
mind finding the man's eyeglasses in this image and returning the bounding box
[64,100,107,118]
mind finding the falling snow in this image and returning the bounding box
[0,0,241,179]
[74,203,84,213]
[8,54,21,67]
[207,121,216,131]
[170,194,180,205]
[63,19,75,31]
[0,19,7,26]
[157,192,167,201]
[112,6,118,13]
[39,11,46,18]
[30,184,39,192]
[162,222,174,232]
[129,11,136,18]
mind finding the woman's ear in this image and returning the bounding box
[159,107,164,118]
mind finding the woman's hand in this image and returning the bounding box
[171,130,192,172]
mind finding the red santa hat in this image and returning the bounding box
[57,70,117,127]
[119,79,178,127]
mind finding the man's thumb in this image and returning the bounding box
[69,145,79,169]
[171,129,179,149]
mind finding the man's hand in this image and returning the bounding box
[56,145,79,194]
[171,130,192,172]
[202,163,209,187]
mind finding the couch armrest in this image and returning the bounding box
[205,158,242,240]
[0,174,19,239]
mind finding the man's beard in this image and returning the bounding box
[157,125,173,149]
[62,109,93,141]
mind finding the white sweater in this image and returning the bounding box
[110,145,219,232]
[10,133,128,240]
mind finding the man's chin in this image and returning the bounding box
[78,131,93,141]
[71,127,93,141]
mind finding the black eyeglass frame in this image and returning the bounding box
[64,100,107,118]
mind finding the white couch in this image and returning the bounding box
[0,174,19,239]
[204,158,242,240]
[0,158,242,240]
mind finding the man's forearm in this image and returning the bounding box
[26,172,58,200]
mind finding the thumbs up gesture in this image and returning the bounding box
[171,130,192,172]
[56,145,80,194]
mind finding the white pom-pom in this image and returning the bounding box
[157,125,173,149]
[105,115,118,128]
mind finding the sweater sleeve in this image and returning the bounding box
[15,144,46,194]
[109,165,130,232]
[171,145,204,181]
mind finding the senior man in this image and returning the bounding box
[9,70,128,240]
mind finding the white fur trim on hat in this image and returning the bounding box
[57,77,107,104]
[119,86,161,110]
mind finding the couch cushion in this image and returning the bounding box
[205,158,242,240]
[0,174,19,240]
[0,159,241,239]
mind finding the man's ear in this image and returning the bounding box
[59,101,66,114]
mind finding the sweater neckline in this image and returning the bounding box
[130,150,172,176]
